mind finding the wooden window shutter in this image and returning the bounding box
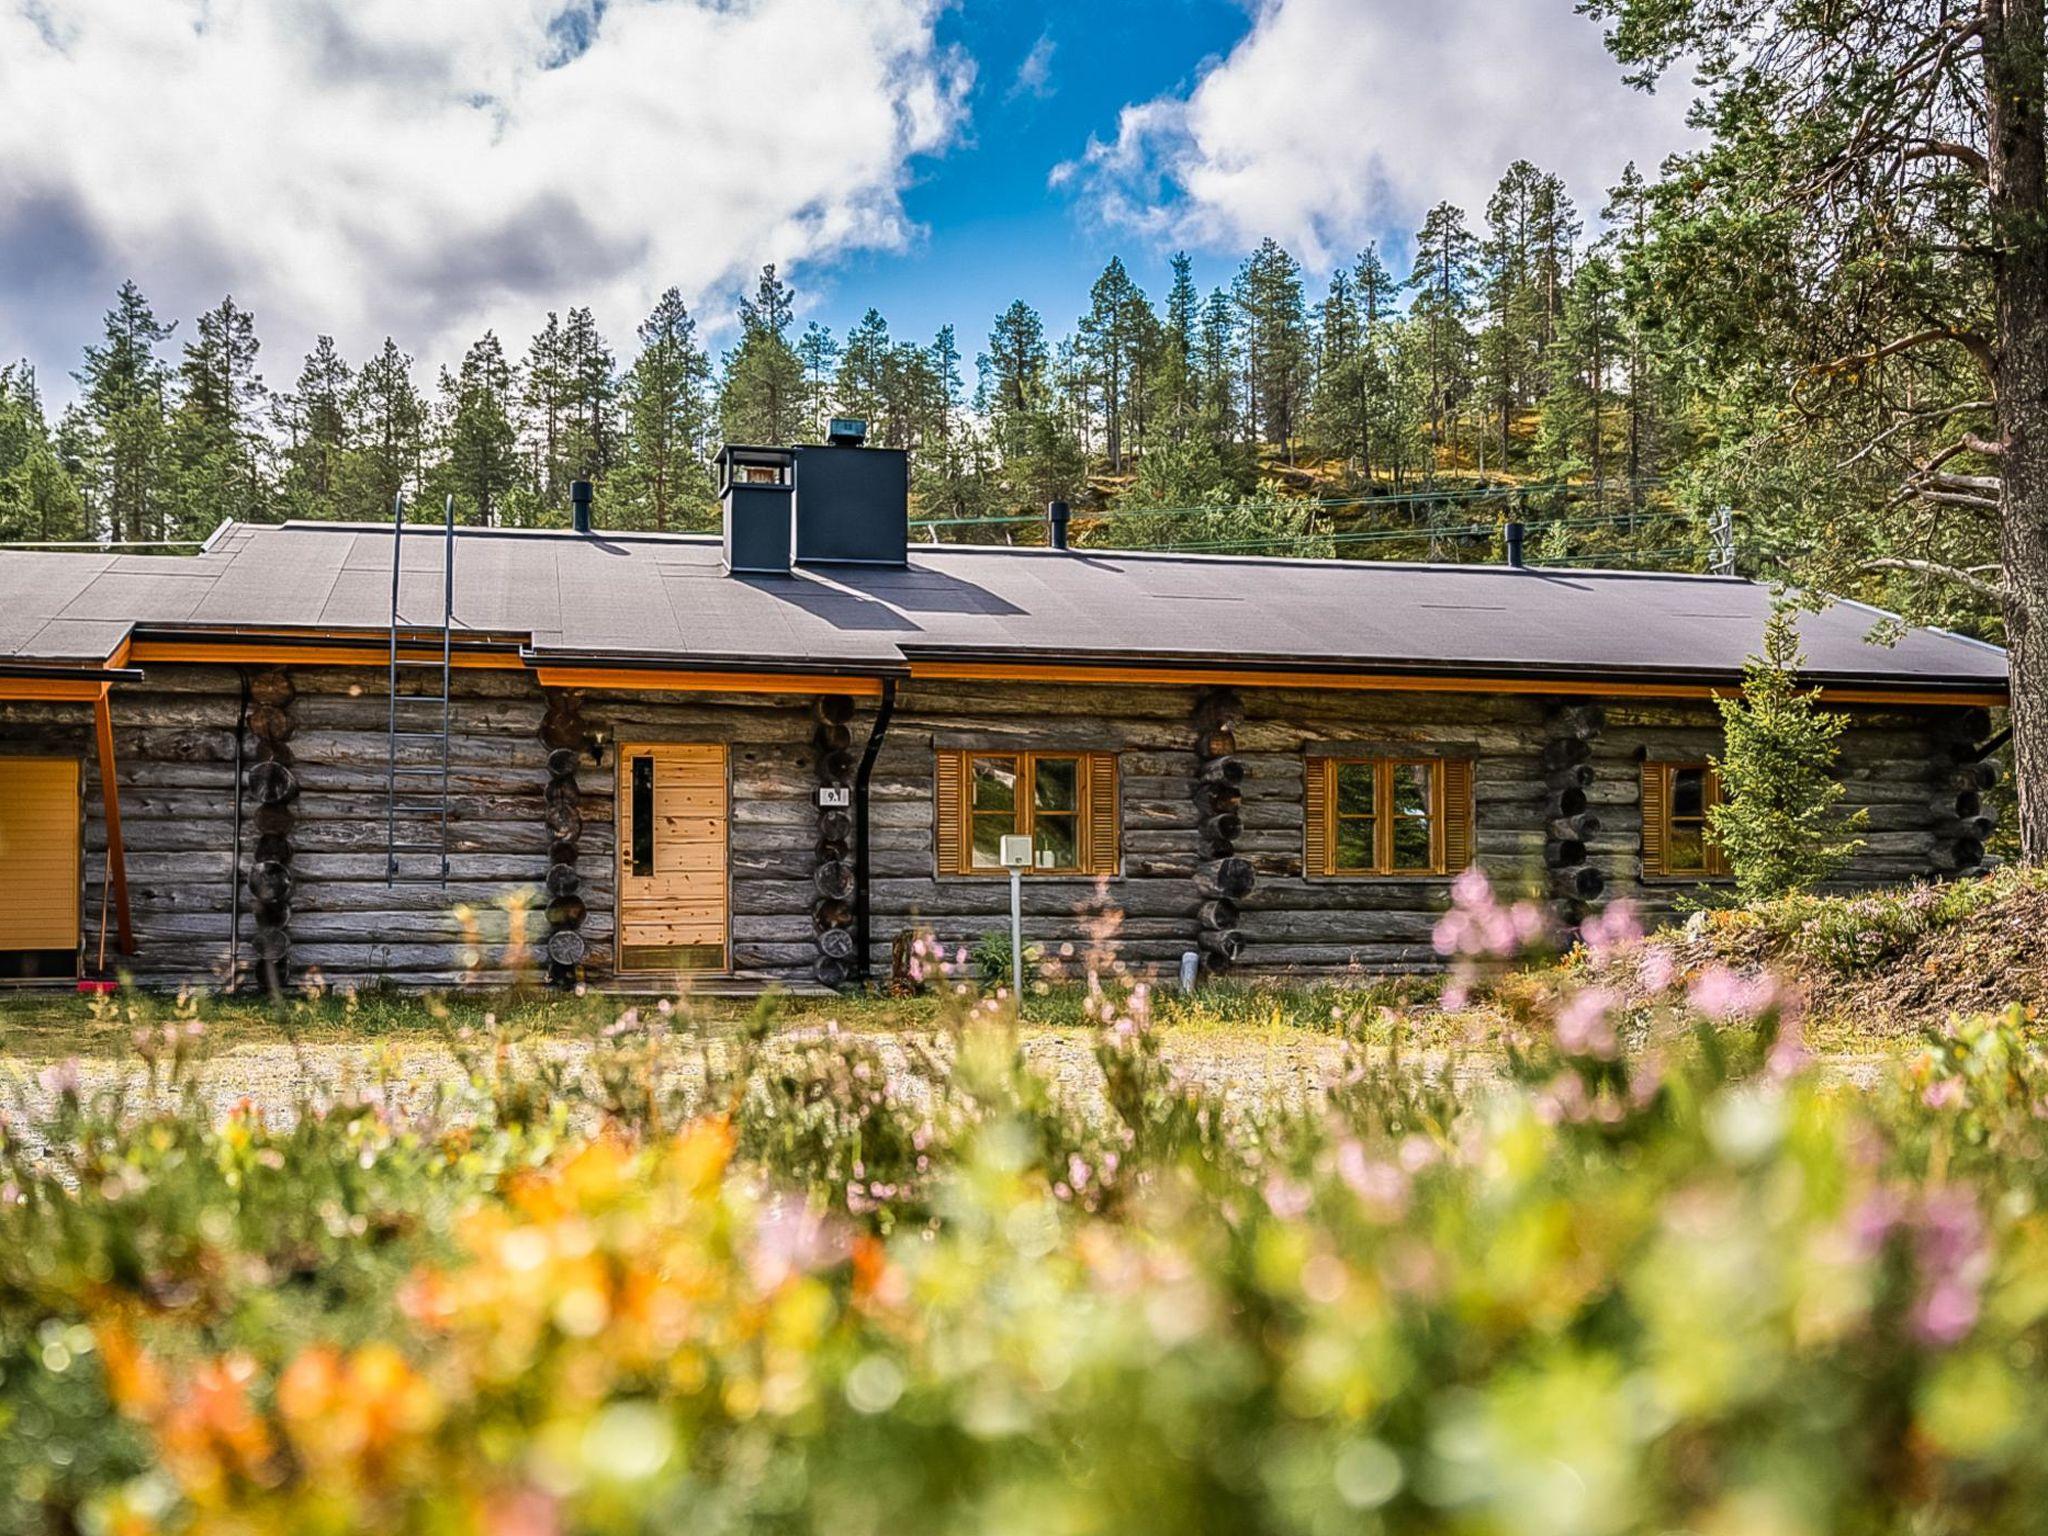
[1303,756,1330,878]
[1640,761,1666,877]
[1085,752,1120,875]
[1705,767,1730,877]
[935,748,966,876]
[1441,758,1475,874]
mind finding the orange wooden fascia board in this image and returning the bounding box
[91,691,135,955]
[0,677,112,702]
[534,666,885,696]
[904,660,2006,708]
[128,640,520,669]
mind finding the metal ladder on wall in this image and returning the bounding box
[385,492,455,886]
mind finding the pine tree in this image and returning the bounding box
[432,332,521,526]
[342,339,426,518]
[1161,251,1199,432]
[1405,204,1479,469]
[560,306,618,487]
[836,309,893,438]
[1077,256,1153,474]
[1479,162,1554,469]
[1538,254,1625,490]
[0,364,87,542]
[1197,286,1238,440]
[1232,239,1310,460]
[795,322,840,440]
[275,337,352,521]
[74,281,174,541]
[170,295,269,532]
[1603,161,1671,510]
[617,289,714,533]
[1709,609,1867,900]
[719,264,805,444]
[522,314,572,509]
[1312,267,1361,465]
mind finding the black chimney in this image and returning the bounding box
[1503,520,1525,568]
[571,479,593,535]
[1047,500,1070,550]
[716,446,797,574]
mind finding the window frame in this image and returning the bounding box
[942,750,1113,878]
[1644,759,1730,880]
[1310,755,1451,878]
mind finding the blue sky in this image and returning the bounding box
[809,0,1254,351]
[0,0,1695,396]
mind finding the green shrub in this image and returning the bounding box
[1711,607,1867,900]
[5,905,2048,1534]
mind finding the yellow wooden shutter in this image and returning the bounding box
[1085,752,1120,875]
[1640,761,1665,877]
[935,749,966,876]
[1441,758,1475,874]
[1303,756,1330,878]
[0,757,80,953]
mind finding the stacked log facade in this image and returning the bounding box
[540,691,590,984]
[1541,703,1607,926]
[810,696,859,989]
[1191,688,1251,974]
[0,665,2005,990]
[1929,708,1996,878]
[243,669,298,992]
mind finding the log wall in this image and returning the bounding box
[0,664,2000,989]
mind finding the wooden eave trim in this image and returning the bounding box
[91,692,135,956]
[0,677,112,702]
[535,666,886,697]
[905,659,2007,708]
[129,639,522,670]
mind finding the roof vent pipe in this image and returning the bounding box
[1047,500,1070,550]
[571,480,594,535]
[1503,520,1525,568]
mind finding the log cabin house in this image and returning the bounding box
[0,427,2010,992]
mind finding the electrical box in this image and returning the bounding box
[815,786,851,809]
[999,835,1034,869]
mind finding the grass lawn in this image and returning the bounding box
[0,976,1465,1061]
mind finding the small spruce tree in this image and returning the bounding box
[1709,608,1866,900]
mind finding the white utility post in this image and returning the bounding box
[999,834,1033,1011]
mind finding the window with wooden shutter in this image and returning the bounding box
[1305,754,1473,878]
[1642,760,1728,878]
[935,748,1120,878]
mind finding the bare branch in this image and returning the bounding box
[1961,431,2008,457]
[1816,326,1996,382]
[1861,556,2006,601]
[1900,140,1991,179]
[1922,470,2004,493]
[1911,488,2003,511]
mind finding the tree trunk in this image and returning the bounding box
[1989,0,2048,860]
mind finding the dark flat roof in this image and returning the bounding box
[0,520,2008,693]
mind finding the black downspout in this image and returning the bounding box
[851,676,898,985]
[229,671,248,991]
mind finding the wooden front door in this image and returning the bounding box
[616,743,729,973]
[0,757,81,981]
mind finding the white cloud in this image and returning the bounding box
[1057,0,1693,267]
[1009,32,1056,102]
[0,0,969,391]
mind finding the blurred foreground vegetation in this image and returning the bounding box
[2,883,2046,1533]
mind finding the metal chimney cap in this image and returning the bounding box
[826,417,868,446]
[1503,520,1526,568]
[1047,500,1070,550]
[570,479,594,535]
